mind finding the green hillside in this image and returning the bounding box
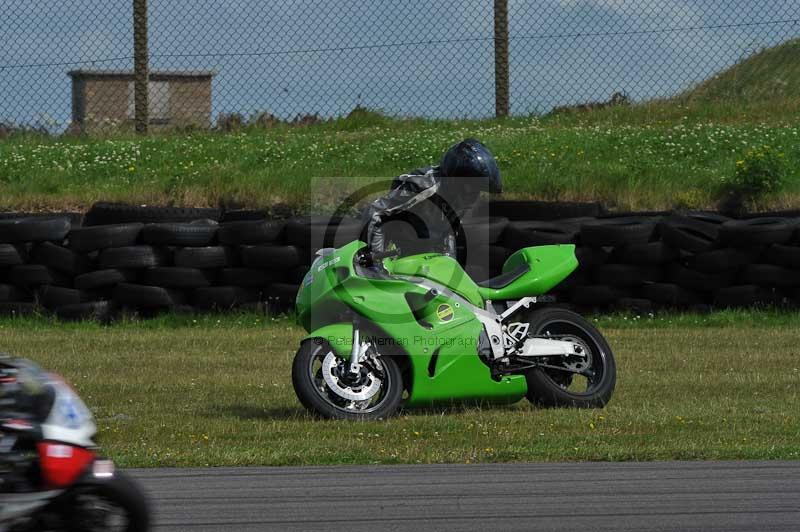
[1,39,800,212]
[681,38,800,105]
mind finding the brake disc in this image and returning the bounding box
[321,352,383,402]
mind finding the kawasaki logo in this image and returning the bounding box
[436,303,454,322]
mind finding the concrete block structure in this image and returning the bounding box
[68,70,214,132]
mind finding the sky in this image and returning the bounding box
[1,0,798,128]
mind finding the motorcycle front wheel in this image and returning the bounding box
[68,471,150,532]
[523,308,616,408]
[292,339,404,420]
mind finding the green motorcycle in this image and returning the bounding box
[292,240,616,420]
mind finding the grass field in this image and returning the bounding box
[0,310,797,468]
[2,38,800,213]
[1,104,799,214]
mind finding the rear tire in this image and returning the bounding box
[524,308,616,408]
[292,339,403,420]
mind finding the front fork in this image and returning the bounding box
[348,324,362,375]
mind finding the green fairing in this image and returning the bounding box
[302,320,527,407]
[296,241,577,407]
[297,242,525,405]
[302,323,355,358]
[385,253,484,307]
[478,245,579,301]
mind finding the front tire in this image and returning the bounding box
[524,308,616,408]
[292,339,404,420]
[68,471,150,532]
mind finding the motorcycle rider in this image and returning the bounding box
[362,138,502,258]
[0,356,55,492]
[0,356,53,423]
[0,356,149,529]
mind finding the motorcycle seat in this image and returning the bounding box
[476,264,530,289]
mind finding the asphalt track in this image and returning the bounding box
[134,461,800,531]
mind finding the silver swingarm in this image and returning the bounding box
[517,337,586,358]
[495,297,586,360]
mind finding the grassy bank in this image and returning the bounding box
[0,101,798,213]
[3,38,800,213]
[0,310,797,467]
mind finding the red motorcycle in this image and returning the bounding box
[0,357,149,532]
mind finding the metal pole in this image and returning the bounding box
[133,0,149,134]
[494,0,510,117]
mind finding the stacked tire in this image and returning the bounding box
[563,216,662,312]
[110,221,218,313]
[0,206,367,319]
[0,215,112,320]
[220,219,292,313]
[2,201,799,320]
[547,214,799,311]
[0,207,279,319]
[712,217,797,308]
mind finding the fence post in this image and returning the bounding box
[494,0,510,117]
[133,0,149,134]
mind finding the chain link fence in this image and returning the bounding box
[1,1,798,133]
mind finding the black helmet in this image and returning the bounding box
[440,139,502,193]
[0,356,52,420]
[0,356,18,386]
[0,356,45,393]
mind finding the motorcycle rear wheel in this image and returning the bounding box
[292,339,404,420]
[523,308,616,408]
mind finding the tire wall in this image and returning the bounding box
[0,201,797,319]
